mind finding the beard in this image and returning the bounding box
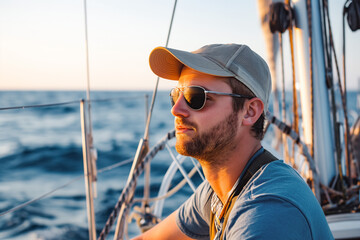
[175,111,239,165]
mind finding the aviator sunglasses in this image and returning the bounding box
[170,86,253,110]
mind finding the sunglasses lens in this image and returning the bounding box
[170,86,206,110]
[170,88,179,107]
[184,86,205,110]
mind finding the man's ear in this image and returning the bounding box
[242,98,264,126]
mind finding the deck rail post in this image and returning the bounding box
[80,99,97,240]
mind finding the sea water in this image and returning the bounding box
[0,90,358,240]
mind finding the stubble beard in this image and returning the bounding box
[175,111,239,165]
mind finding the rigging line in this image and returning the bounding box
[0,175,82,217]
[83,0,91,105]
[143,0,178,140]
[0,100,80,111]
[0,96,147,111]
[279,33,289,164]
[133,166,199,204]
[0,95,147,111]
[343,0,358,180]
[325,3,352,181]
[287,5,299,135]
[0,158,133,217]
[306,0,315,159]
[323,0,343,186]
[286,0,299,168]
[97,131,175,240]
[322,0,347,196]
[138,0,178,223]
[97,158,134,173]
[83,0,94,155]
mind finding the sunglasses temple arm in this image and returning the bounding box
[205,90,252,99]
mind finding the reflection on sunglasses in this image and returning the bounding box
[170,86,253,110]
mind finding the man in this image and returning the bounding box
[133,44,333,239]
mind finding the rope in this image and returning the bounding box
[325,1,353,180]
[285,0,300,167]
[278,33,290,164]
[0,157,134,217]
[320,0,347,196]
[97,130,175,240]
[321,0,345,193]
[306,0,315,159]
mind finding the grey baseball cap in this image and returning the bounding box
[149,43,271,112]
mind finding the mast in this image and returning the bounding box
[292,0,335,186]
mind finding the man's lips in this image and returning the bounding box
[175,119,196,134]
[175,125,194,133]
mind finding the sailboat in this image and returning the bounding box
[0,0,359,239]
[91,0,360,239]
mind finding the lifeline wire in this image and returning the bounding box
[0,100,80,111]
[0,95,147,111]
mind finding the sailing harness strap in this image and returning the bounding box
[209,149,278,240]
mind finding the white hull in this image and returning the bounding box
[327,213,360,239]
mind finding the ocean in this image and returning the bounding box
[0,90,358,240]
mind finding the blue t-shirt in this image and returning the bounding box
[176,159,334,239]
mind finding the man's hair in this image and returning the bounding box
[226,77,265,140]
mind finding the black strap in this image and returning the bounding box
[233,149,278,196]
[209,149,279,240]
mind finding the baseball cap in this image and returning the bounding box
[149,43,271,112]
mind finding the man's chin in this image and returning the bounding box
[175,142,191,156]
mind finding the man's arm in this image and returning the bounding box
[131,210,194,240]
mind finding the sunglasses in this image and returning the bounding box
[170,86,253,110]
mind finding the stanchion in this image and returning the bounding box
[80,99,97,240]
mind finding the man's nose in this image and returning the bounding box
[171,93,190,118]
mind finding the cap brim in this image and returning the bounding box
[149,47,235,80]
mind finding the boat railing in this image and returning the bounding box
[0,94,147,239]
[0,93,205,239]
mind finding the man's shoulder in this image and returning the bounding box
[238,159,320,212]
[245,159,309,197]
[225,160,333,239]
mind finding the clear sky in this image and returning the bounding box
[0,0,359,91]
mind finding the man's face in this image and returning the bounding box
[171,67,243,164]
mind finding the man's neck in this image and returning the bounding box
[200,141,262,203]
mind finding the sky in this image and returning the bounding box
[0,0,359,91]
